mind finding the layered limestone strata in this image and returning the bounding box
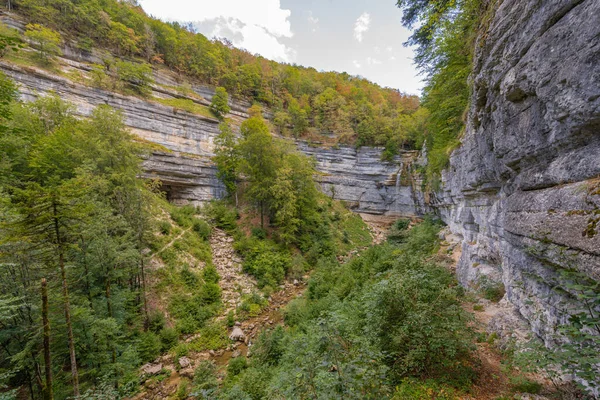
[436,0,600,346]
[0,62,416,214]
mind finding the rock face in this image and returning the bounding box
[297,142,429,215]
[436,0,600,345]
[0,61,418,214]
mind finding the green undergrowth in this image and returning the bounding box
[153,97,216,119]
[190,217,480,399]
[203,199,372,292]
[147,203,220,337]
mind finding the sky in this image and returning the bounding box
[139,0,423,95]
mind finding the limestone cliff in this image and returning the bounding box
[0,59,421,215]
[436,0,600,345]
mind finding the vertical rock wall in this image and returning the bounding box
[437,0,600,344]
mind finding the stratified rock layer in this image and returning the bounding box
[0,61,418,214]
[437,0,600,343]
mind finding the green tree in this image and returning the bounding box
[273,110,291,135]
[210,87,230,120]
[213,122,240,203]
[115,61,154,96]
[237,116,278,227]
[24,24,61,64]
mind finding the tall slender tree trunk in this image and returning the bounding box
[140,255,149,330]
[52,202,79,398]
[41,279,53,400]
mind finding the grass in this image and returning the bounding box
[154,97,216,119]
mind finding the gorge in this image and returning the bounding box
[0,0,598,397]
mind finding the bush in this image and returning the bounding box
[159,220,171,235]
[227,357,248,377]
[180,265,200,288]
[190,323,228,351]
[210,87,230,120]
[199,282,221,305]
[192,218,211,240]
[193,361,219,395]
[251,226,267,239]
[170,205,196,228]
[510,376,542,394]
[202,264,220,284]
[159,327,179,351]
[137,331,161,362]
[115,61,153,96]
[25,24,61,64]
[148,312,166,333]
[205,201,238,232]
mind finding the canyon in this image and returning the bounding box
[1,0,599,365]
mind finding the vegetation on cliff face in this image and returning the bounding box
[396,0,486,187]
[5,0,424,154]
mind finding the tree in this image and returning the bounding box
[41,278,53,400]
[115,61,154,96]
[237,116,278,227]
[213,122,240,203]
[210,87,230,120]
[24,24,61,64]
[273,110,291,135]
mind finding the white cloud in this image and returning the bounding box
[386,46,393,52]
[140,0,295,62]
[366,57,382,65]
[307,11,319,33]
[352,60,362,69]
[353,12,371,43]
[389,56,397,61]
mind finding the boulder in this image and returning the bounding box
[229,326,245,342]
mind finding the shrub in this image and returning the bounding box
[226,310,235,327]
[205,201,238,232]
[137,331,161,362]
[148,312,166,333]
[202,264,220,284]
[227,357,248,377]
[159,220,171,235]
[115,61,153,96]
[180,265,200,288]
[510,376,542,394]
[251,226,267,239]
[25,24,61,64]
[192,218,211,240]
[190,323,228,351]
[210,87,230,120]
[193,361,219,395]
[159,327,179,351]
[170,205,196,227]
[199,282,221,305]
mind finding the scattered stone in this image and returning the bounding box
[234,321,241,326]
[209,350,215,356]
[141,363,163,376]
[229,326,246,341]
[180,368,194,379]
[231,350,241,358]
[178,356,191,369]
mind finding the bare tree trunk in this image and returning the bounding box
[41,279,53,400]
[52,202,79,398]
[140,255,149,330]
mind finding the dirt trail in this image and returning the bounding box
[438,229,512,399]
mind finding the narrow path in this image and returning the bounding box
[151,227,191,259]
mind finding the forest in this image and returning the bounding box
[1,0,598,399]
